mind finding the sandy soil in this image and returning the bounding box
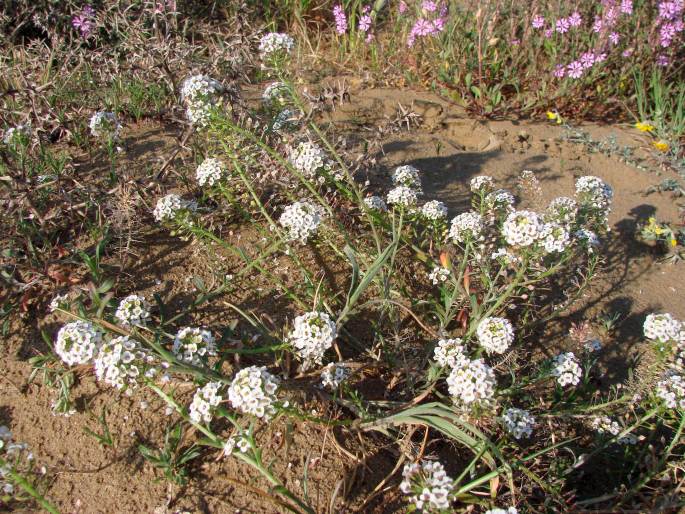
[1,84,684,513]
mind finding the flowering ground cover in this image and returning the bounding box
[1,2,684,513]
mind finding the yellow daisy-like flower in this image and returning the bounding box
[635,122,655,133]
[653,140,669,152]
[546,111,562,125]
[671,238,678,247]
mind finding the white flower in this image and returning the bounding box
[222,437,236,457]
[540,222,570,253]
[591,416,637,444]
[491,248,519,265]
[181,75,222,104]
[392,165,422,191]
[421,200,448,221]
[321,362,350,389]
[364,195,387,211]
[644,313,682,344]
[228,366,279,419]
[575,176,613,210]
[94,336,156,391]
[433,338,467,369]
[153,193,195,223]
[189,382,223,424]
[400,460,454,511]
[485,508,518,514]
[49,293,69,313]
[262,81,290,107]
[502,210,542,247]
[279,201,325,243]
[196,158,226,187]
[273,108,300,131]
[259,32,295,57]
[89,112,121,139]
[386,185,418,208]
[3,124,31,145]
[55,321,102,366]
[289,142,331,179]
[656,371,685,410]
[172,327,216,365]
[476,317,514,355]
[448,212,484,243]
[584,339,602,352]
[180,75,222,127]
[552,352,582,387]
[547,197,577,225]
[115,294,150,326]
[502,408,535,439]
[288,311,337,369]
[470,175,494,193]
[575,229,600,252]
[446,358,496,408]
[484,189,515,213]
[428,267,450,285]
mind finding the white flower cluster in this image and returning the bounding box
[485,508,518,514]
[55,321,102,366]
[228,365,279,419]
[420,200,448,221]
[547,197,577,225]
[153,193,195,223]
[3,124,31,145]
[321,362,350,389]
[552,352,582,387]
[115,294,150,326]
[189,382,223,424]
[400,460,454,512]
[89,111,121,140]
[273,108,300,131]
[49,293,69,313]
[428,267,450,285]
[470,175,494,192]
[279,201,325,243]
[591,416,637,444]
[485,189,515,213]
[223,431,251,456]
[290,141,331,179]
[262,81,290,107]
[392,165,422,191]
[502,408,535,439]
[433,338,467,369]
[502,210,542,247]
[575,228,600,252]
[258,32,295,57]
[196,157,226,187]
[656,371,685,410]
[448,212,484,243]
[446,358,496,408]
[491,247,519,265]
[540,222,570,253]
[644,313,682,344]
[94,336,156,391]
[288,311,337,368]
[180,74,222,126]
[575,175,613,210]
[476,317,515,355]
[386,186,418,208]
[364,195,387,211]
[172,327,216,365]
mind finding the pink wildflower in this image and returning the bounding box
[567,61,585,79]
[568,12,582,27]
[556,17,571,33]
[422,0,438,12]
[333,5,347,35]
[580,52,596,69]
[553,64,566,78]
[544,28,554,38]
[622,48,634,57]
[620,0,633,15]
[399,1,407,13]
[358,14,372,32]
[657,54,671,66]
[532,15,545,29]
[609,32,620,44]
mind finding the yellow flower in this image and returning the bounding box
[671,238,678,247]
[635,122,655,133]
[653,140,669,152]
[546,111,558,121]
